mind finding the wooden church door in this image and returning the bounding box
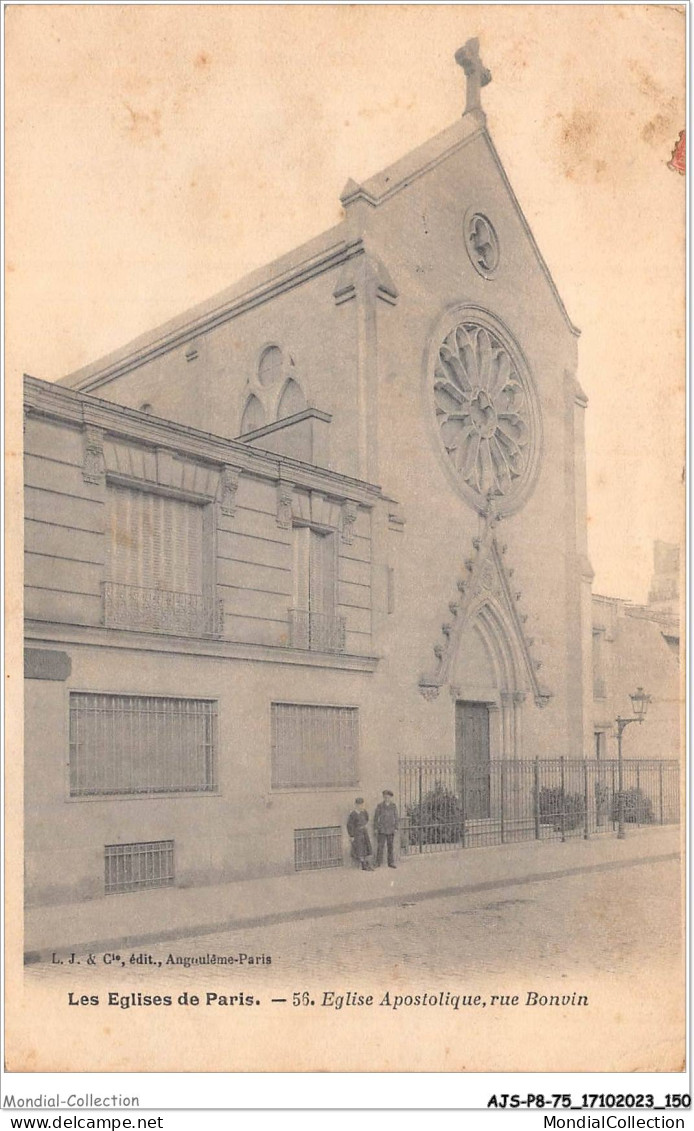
[456,701,491,820]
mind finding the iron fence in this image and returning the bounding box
[399,757,680,854]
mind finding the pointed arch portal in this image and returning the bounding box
[419,521,551,761]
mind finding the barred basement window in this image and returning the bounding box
[294,827,343,871]
[105,841,174,894]
[271,703,358,789]
[69,693,216,796]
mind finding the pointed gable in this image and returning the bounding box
[419,510,551,707]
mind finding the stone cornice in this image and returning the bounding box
[24,621,381,673]
[236,407,332,443]
[61,235,365,394]
[23,376,386,508]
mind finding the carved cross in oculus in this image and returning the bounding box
[455,38,492,114]
[468,214,499,275]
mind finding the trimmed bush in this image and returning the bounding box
[612,786,655,825]
[538,786,585,830]
[406,782,463,845]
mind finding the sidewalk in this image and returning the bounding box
[24,825,680,961]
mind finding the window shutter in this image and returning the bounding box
[107,486,203,594]
[292,526,310,610]
[308,530,336,616]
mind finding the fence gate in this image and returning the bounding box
[399,757,680,855]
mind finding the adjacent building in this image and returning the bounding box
[592,542,681,764]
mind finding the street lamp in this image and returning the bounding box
[616,687,651,839]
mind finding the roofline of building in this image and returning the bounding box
[236,407,333,444]
[592,590,679,631]
[24,374,388,506]
[59,228,361,394]
[339,110,484,207]
[482,132,580,339]
[56,109,579,396]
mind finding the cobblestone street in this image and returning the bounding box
[21,851,683,1072]
[28,855,681,987]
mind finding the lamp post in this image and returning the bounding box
[616,687,651,839]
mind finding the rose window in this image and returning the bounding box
[432,319,539,512]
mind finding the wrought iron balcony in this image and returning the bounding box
[288,608,347,653]
[103,582,224,638]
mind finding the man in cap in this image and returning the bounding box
[373,790,399,868]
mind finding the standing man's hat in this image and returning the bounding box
[383,789,394,797]
[355,797,364,804]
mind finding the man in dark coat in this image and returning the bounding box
[373,789,399,868]
[347,798,374,870]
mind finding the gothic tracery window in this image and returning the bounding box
[240,393,265,434]
[277,377,306,419]
[258,345,283,387]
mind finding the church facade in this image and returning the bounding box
[24,44,600,905]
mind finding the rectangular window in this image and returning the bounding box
[69,693,217,797]
[592,629,606,699]
[271,703,358,789]
[107,484,204,593]
[289,526,345,651]
[105,840,174,894]
[104,485,221,636]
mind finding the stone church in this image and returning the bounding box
[24,43,605,904]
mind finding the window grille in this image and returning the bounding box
[105,840,174,894]
[69,693,216,797]
[271,703,359,789]
[294,827,343,871]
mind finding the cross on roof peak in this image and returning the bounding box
[455,38,491,115]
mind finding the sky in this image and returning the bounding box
[6,4,686,603]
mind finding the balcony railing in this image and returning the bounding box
[103,582,224,638]
[288,608,346,653]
